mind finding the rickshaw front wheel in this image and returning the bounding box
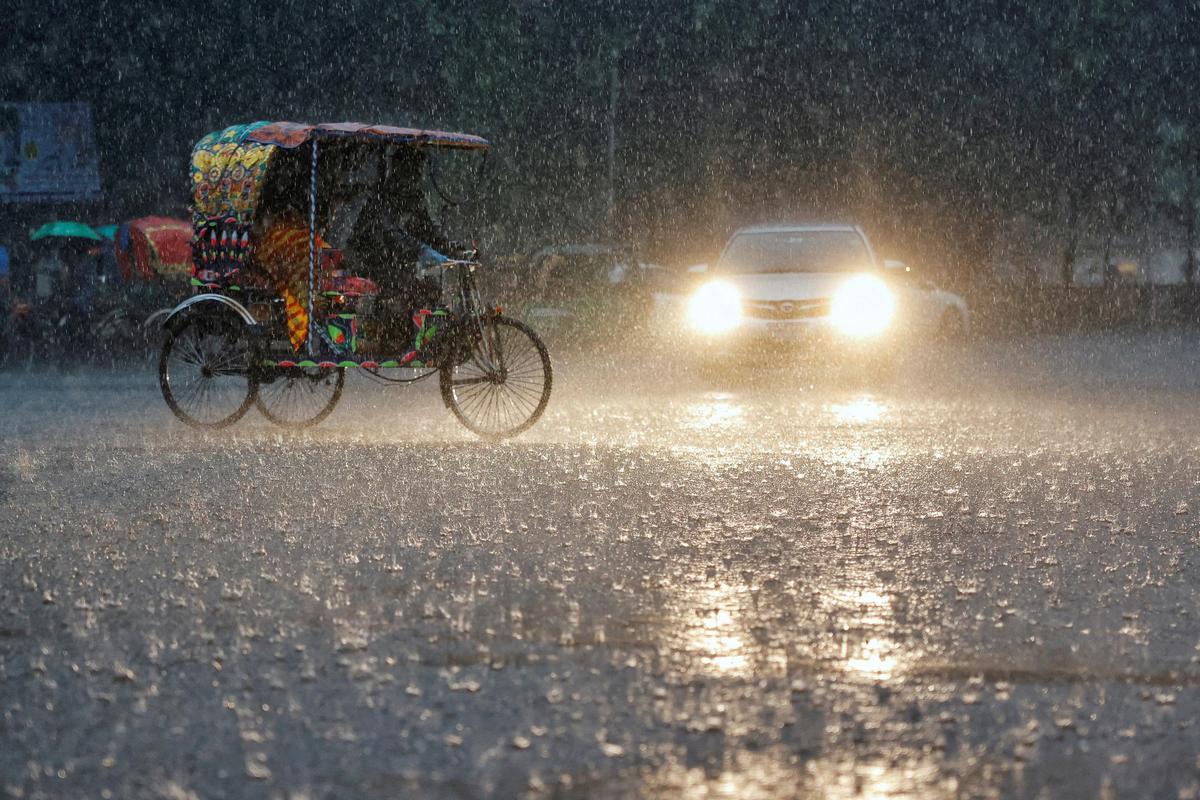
[159,311,257,429]
[440,316,552,440]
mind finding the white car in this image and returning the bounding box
[676,223,969,358]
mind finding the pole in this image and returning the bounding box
[307,138,319,358]
[606,48,619,233]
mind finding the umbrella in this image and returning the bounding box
[94,224,118,241]
[31,221,103,242]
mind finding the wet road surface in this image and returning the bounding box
[2,331,1200,798]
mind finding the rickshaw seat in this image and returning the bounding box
[316,249,377,296]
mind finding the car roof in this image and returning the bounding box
[731,223,862,235]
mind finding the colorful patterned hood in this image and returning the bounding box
[190,122,278,226]
[190,121,490,228]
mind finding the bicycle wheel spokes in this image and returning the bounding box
[159,314,256,429]
[255,366,344,429]
[441,316,552,439]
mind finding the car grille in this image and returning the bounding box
[743,299,830,320]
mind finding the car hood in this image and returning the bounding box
[715,272,855,302]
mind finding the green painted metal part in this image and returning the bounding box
[258,358,422,369]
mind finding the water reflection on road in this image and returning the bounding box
[5,341,1200,799]
[633,380,985,798]
[683,392,747,434]
[638,476,951,798]
[679,584,752,676]
[828,587,902,682]
[829,394,888,425]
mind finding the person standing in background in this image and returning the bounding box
[0,245,10,306]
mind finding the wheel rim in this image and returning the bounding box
[255,366,344,428]
[160,315,255,428]
[444,318,551,438]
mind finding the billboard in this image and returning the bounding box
[0,102,102,203]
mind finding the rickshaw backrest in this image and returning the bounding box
[190,122,277,286]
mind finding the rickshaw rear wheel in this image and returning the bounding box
[159,311,257,429]
[255,365,345,429]
[440,316,552,440]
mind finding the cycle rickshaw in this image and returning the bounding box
[106,216,193,360]
[158,121,552,438]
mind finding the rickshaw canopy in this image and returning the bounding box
[243,121,490,151]
[189,121,489,278]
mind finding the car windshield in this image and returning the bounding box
[719,231,872,274]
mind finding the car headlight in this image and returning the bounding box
[830,273,895,338]
[688,280,742,334]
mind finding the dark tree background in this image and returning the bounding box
[3,0,1200,284]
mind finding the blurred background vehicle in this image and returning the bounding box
[111,216,194,353]
[881,258,971,341]
[498,243,679,348]
[0,217,194,370]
